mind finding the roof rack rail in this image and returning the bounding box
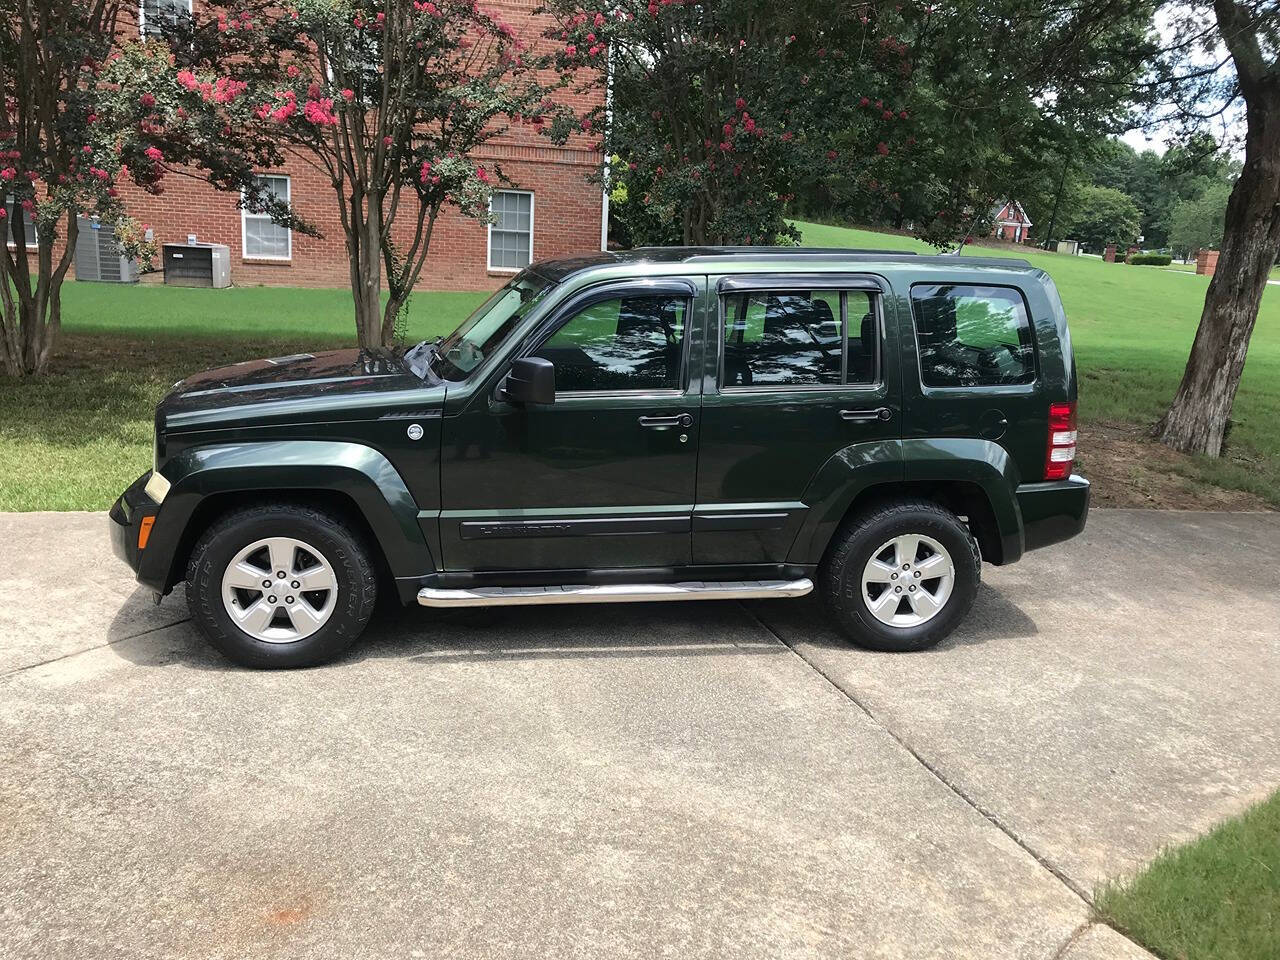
[677,247,918,262]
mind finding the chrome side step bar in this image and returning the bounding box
[417,578,813,608]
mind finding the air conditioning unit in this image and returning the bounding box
[74,217,139,283]
[162,242,231,288]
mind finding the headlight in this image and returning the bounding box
[144,471,170,504]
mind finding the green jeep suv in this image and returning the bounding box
[110,247,1089,667]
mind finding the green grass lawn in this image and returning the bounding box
[0,287,484,511]
[795,220,1280,504]
[1095,789,1280,960]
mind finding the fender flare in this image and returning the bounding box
[137,440,435,592]
[786,437,1024,566]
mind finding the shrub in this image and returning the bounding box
[1129,253,1173,266]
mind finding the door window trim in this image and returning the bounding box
[715,284,885,394]
[512,278,699,397]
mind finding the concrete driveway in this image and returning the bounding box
[2,509,1278,960]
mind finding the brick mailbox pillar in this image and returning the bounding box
[1196,249,1220,276]
[1104,244,1117,263]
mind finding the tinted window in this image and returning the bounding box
[722,290,876,387]
[910,284,1035,387]
[529,295,686,392]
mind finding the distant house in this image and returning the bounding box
[989,201,1033,243]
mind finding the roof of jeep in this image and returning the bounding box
[530,246,1037,282]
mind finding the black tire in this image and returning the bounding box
[185,502,378,668]
[820,499,980,652]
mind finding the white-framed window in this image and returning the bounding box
[3,199,39,248]
[140,0,193,38]
[488,190,534,271]
[241,174,292,261]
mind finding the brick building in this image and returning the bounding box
[3,0,605,291]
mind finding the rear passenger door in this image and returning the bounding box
[693,275,902,565]
[902,282,1044,483]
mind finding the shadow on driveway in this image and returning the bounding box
[106,579,1035,669]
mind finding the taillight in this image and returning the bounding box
[1045,401,1077,481]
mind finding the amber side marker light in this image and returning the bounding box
[138,516,156,550]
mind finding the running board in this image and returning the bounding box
[417,578,813,608]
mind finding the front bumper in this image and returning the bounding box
[1017,474,1090,553]
[109,470,159,577]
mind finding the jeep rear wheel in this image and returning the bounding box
[821,499,980,652]
[186,503,377,668]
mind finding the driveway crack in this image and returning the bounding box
[738,603,1093,901]
[1,616,191,679]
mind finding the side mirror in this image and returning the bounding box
[501,356,556,405]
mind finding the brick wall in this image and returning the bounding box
[80,0,604,292]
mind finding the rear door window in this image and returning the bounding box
[721,289,877,388]
[910,284,1035,387]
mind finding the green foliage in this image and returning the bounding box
[1169,181,1233,258]
[1061,185,1143,251]
[1096,789,1280,960]
[1128,252,1172,265]
[546,0,928,246]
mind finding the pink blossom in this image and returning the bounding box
[735,97,746,110]
[140,93,156,108]
[82,145,92,154]
[177,69,198,91]
[826,150,837,160]
[719,141,730,152]
[303,98,338,126]
[647,2,657,14]
[593,12,604,25]
[0,168,13,181]
[899,110,909,119]
[145,146,163,161]
[876,142,889,155]
[580,118,592,131]
[419,160,433,183]
[287,65,300,78]
[588,45,601,56]
[475,165,490,183]
[107,187,118,197]
[722,122,733,136]
[256,103,273,120]
[87,112,98,123]
[383,136,392,146]
[308,82,322,99]
[883,110,893,120]
[744,118,755,133]
[0,208,6,219]
[565,44,576,56]
[341,88,355,102]
[272,100,298,122]
[780,131,793,142]
[21,199,34,212]
[23,170,37,181]
[859,96,869,107]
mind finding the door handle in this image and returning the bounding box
[840,407,892,422]
[638,413,693,430]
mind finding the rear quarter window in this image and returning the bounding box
[910,284,1036,388]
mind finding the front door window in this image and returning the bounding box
[528,295,687,392]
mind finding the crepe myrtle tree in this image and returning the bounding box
[0,0,301,377]
[543,0,940,246]
[174,0,576,350]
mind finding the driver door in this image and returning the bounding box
[439,278,706,573]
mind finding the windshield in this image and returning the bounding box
[430,271,554,381]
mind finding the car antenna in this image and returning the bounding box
[950,200,991,256]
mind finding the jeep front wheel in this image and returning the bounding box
[185,503,378,668]
[821,500,980,652]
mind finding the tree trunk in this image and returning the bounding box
[1156,87,1280,456]
[0,211,77,377]
[348,201,384,352]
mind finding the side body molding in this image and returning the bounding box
[138,440,435,596]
